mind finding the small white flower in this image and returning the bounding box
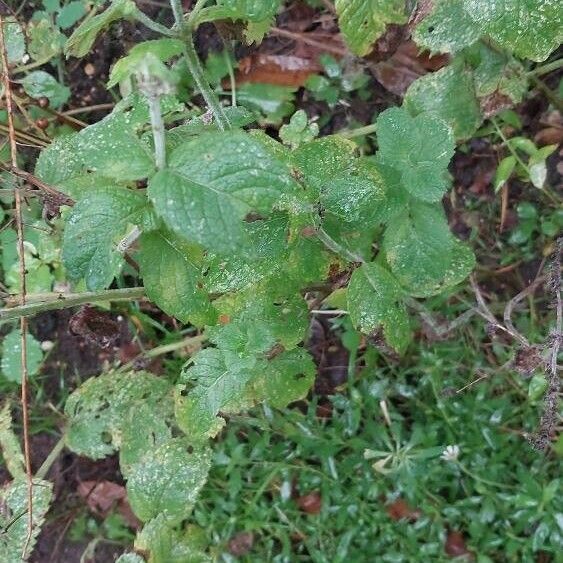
[40,340,54,352]
[440,445,460,462]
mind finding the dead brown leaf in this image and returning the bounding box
[445,530,473,558]
[227,532,254,557]
[386,498,422,521]
[296,491,322,514]
[234,54,322,87]
[69,306,120,349]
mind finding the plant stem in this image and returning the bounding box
[134,9,176,37]
[529,58,563,77]
[169,0,230,130]
[0,287,146,324]
[339,122,377,139]
[35,435,66,480]
[147,94,166,170]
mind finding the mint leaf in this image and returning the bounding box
[148,130,299,256]
[249,348,316,408]
[175,348,259,440]
[335,0,407,56]
[0,479,53,562]
[62,186,147,290]
[465,0,562,62]
[413,0,481,54]
[65,0,138,58]
[127,438,211,524]
[347,262,411,354]
[383,202,475,296]
[65,371,173,460]
[138,230,217,327]
[108,38,185,88]
[403,61,482,140]
[376,107,455,202]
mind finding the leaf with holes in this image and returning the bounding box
[64,371,173,459]
[335,0,407,56]
[126,438,212,524]
[347,262,411,354]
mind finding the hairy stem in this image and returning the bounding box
[169,0,230,130]
[0,287,146,324]
[148,94,166,170]
[134,8,176,36]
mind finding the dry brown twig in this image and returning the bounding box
[0,14,34,556]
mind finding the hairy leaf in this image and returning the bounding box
[62,186,147,290]
[138,230,217,327]
[375,107,455,202]
[127,439,211,524]
[0,479,53,562]
[465,0,563,62]
[403,61,482,140]
[65,0,139,58]
[175,348,259,440]
[108,38,185,88]
[0,403,24,479]
[383,203,475,296]
[347,262,411,354]
[148,130,299,256]
[64,371,173,459]
[413,0,481,53]
[335,0,407,56]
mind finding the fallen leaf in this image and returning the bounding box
[227,532,254,557]
[386,498,421,521]
[69,306,119,349]
[296,491,322,514]
[480,91,514,119]
[365,24,407,63]
[445,530,473,558]
[233,54,322,87]
[534,126,563,147]
[77,480,126,514]
[370,41,448,96]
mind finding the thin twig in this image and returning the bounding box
[270,27,348,57]
[0,15,34,557]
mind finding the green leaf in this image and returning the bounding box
[375,107,455,202]
[0,402,25,479]
[1,18,25,65]
[116,555,145,563]
[279,110,319,148]
[468,44,528,105]
[64,371,173,459]
[127,438,211,524]
[108,38,185,88]
[36,104,156,189]
[383,203,475,296]
[0,479,53,562]
[62,186,147,290]
[175,348,259,440]
[20,70,70,108]
[138,230,217,327]
[413,0,481,54]
[1,329,43,384]
[335,0,407,56]
[248,348,316,408]
[27,18,66,61]
[494,156,517,193]
[148,130,299,256]
[135,514,212,563]
[236,83,297,124]
[65,0,139,58]
[465,0,563,62]
[56,0,87,30]
[347,262,411,354]
[192,0,282,28]
[403,61,482,140]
